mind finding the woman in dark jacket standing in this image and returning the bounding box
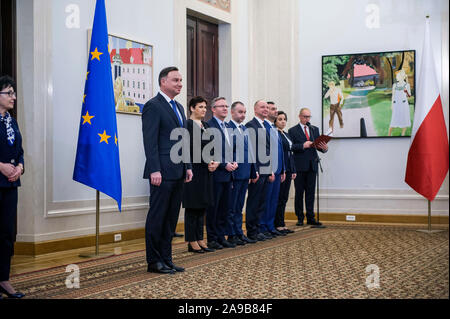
[0,76,25,299]
[274,111,296,234]
[183,96,219,253]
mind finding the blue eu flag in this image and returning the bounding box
[73,0,122,211]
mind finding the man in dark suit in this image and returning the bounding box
[260,102,286,238]
[142,67,193,274]
[206,97,238,250]
[288,108,328,226]
[227,102,257,245]
[244,100,274,242]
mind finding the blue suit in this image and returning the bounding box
[260,122,285,233]
[206,117,233,243]
[244,117,272,238]
[226,121,256,237]
[142,93,190,266]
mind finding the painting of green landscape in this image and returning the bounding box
[322,50,415,138]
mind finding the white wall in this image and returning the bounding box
[293,0,449,215]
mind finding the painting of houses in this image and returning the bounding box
[348,64,379,87]
[109,35,153,115]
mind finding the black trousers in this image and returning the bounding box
[206,181,231,243]
[145,179,183,265]
[184,208,205,242]
[245,175,269,238]
[294,169,317,222]
[275,172,293,228]
[0,187,17,281]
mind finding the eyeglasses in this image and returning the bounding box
[0,91,16,97]
[214,105,229,108]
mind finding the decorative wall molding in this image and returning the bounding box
[198,0,231,12]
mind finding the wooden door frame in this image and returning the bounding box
[186,15,219,121]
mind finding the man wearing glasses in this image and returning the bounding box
[288,108,328,226]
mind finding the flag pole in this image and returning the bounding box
[95,190,100,255]
[417,200,444,234]
[79,191,114,258]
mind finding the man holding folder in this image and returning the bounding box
[288,108,328,226]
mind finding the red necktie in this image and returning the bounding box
[304,126,310,141]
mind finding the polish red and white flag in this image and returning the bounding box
[405,18,449,201]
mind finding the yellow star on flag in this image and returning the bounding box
[86,71,90,80]
[98,130,111,144]
[115,134,118,146]
[83,94,87,104]
[91,47,103,61]
[82,111,95,125]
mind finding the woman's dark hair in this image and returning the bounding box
[275,110,287,124]
[189,96,207,112]
[0,75,16,91]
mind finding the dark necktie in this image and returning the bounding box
[263,120,272,134]
[170,100,183,126]
[220,122,230,144]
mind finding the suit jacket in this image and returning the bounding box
[0,116,24,188]
[245,117,272,176]
[227,121,256,181]
[142,93,190,180]
[207,117,233,183]
[288,123,326,173]
[182,120,214,209]
[279,130,296,174]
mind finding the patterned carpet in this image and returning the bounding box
[11,224,449,299]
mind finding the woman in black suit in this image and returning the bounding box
[183,97,219,253]
[274,111,296,234]
[0,76,25,299]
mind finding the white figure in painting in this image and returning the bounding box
[388,69,411,136]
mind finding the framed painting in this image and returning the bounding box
[322,50,415,138]
[108,34,153,115]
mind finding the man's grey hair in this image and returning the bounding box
[211,97,227,108]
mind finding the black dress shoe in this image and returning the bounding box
[173,232,183,238]
[229,236,245,245]
[271,230,286,236]
[0,285,25,299]
[263,232,274,239]
[207,241,223,250]
[188,243,204,253]
[296,221,304,226]
[240,235,256,244]
[219,240,236,248]
[247,235,259,242]
[165,261,185,272]
[147,262,175,274]
[307,219,322,226]
[200,246,215,252]
[285,229,294,234]
[255,233,266,241]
